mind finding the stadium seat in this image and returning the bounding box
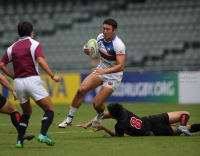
[0,0,199,72]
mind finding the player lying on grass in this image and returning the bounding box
[0,73,35,141]
[77,103,200,136]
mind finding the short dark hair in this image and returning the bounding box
[103,19,117,30]
[107,103,123,118]
[17,21,33,37]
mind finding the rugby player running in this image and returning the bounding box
[58,19,126,128]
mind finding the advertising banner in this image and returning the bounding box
[179,72,200,104]
[82,73,178,103]
[1,74,80,104]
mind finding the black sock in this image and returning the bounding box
[40,110,54,136]
[10,111,20,133]
[190,124,200,133]
[18,114,30,141]
[180,114,190,126]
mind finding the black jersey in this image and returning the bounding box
[115,108,151,136]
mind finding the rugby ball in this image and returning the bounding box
[87,39,98,59]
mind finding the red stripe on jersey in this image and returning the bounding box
[99,50,116,58]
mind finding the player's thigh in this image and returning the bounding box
[94,86,114,105]
[35,95,54,112]
[80,73,102,92]
[0,99,17,114]
[14,79,29,104]
[167,111,189,124]
[20,100,32,116]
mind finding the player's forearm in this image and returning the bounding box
[0,65,15,79]
[84,112,111,128]
[102,126,117,137]
[103,64,124,74]
[0,74,15,92]
[85,118,94,128]
[37,58,54,77]
[102,111,111,119]
[103,55,126,74]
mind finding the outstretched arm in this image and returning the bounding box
[37,57,60,82]
[0,62,15,79]
[93,125,118,137]
[0,73,17,100]
[76,111,112,129]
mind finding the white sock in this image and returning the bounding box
[67,106,77,121]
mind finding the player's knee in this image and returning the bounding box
[92,99,100,110]
[77,86,87,96]
[4,109,13,115]
[184,111,190,116]
[9,109,18,115]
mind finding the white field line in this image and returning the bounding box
[0,123,40,126]
[0,130,94,136]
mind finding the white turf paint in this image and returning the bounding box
[0,130,94,136]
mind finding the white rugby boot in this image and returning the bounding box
[92,115,103,128]
[58,118,73,128]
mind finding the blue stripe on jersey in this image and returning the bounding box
[99,38,116,56]
[100,51,116,61]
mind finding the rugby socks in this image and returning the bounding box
[40,110,54,136]
[67,106,77,122]
[10,111,20,133]
[180,114,190,126]
[97,111,104,119]
[190,124,200,133]
[18,114,30,141]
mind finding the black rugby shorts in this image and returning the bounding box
[0,93,7,109]
[149,113,174,136]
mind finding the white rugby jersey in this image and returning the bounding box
[97,33,126,75]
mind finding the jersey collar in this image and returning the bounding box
[19,36,31,41]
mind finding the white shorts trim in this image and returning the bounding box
[14,76,49,104]
[97,73,122,91]
[95,64,123,91]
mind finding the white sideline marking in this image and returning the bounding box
[0,130,94,136]
[49,130,94,134]
[0,123,39,126]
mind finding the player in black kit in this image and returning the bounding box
[0,73,35,141]
[77,103,200,136]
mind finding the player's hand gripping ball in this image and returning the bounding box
[87,39,99,59]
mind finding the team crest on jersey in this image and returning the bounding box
[108,81,113,85]
[101,58,104,63]
[118,51,123,54]
[106,48,110,53]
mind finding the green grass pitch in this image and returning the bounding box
[0,103,200,156]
